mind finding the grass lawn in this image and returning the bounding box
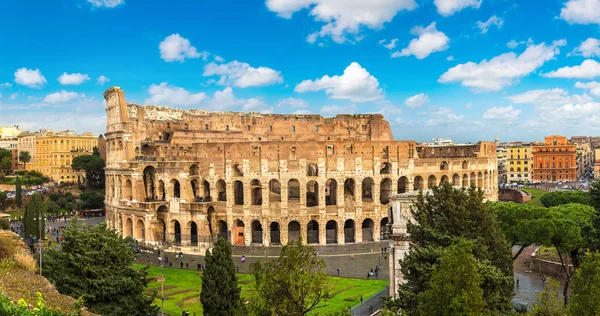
[537,246,561,263]
[136,264,388,315]
[522,188,547,208]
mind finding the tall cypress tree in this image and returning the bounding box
[201,238,242,315]
[24,193,44,240]
[15,176,22,208]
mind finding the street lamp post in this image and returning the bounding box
[38,214,43,276]
[159,245,164,316]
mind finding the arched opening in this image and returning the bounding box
[251,179,262,205]
[326,220,338,244]
[233,164,244,177]
[427,175,437,189]
[462,160,468,169]
[202,180,211,201]
[190,222,198,246]
[470,172,477,186]
[141,144,152,156]
[440,161,449,171]
[191,179,200,201]
[306,180,319,207]
[170,179,180,199]
[216,180,226,201]
[143,166,156,200]
[218,220,228,241]
[398,176,408,193]
[288,221,301,244]
[344,220,355,243]
[235,220,245,245]
[233,180,244,205]
[344,179,355,200]
[189,164,199,176]
[124,179,132,200]
[136,219,145,241]
[380,162,392,174]
[269,179,281,202]
[307,221,319,244]
[414,176,423,191]
[380,217,389,240]
[362,177,374,201]
[307,163,318,177]
[174,220,181,245]
[288,179,300,200]
[125,218,133,237]
[440,175,449,185]
[270,222,281,245]
[380,178,392,204]
[484,171,488,190]
[325,179,337,205]
[251,220,263,244]
[158,180,165,201]
[362,218,374,242]
[157,219,166,242]
[452,174,460,186]
[462,174,469,187]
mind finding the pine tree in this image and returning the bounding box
[15,176,22,208]
[569,252,600,314]
[201,238,242,315]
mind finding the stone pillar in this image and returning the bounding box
[263,218,269,246]
[319,220,327,245]
[356,222,363,244]
[338,222,345,245]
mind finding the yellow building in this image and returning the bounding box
[34,130,98,183]
[507,144,534,183]
[17,132,38,169]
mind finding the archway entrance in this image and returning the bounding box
[362,218,374,242]
[190,222,198,246]
[174,220,181,245]
[288,221,300,243]
[125,218,133,237]
[344,220,355,243]
[270,222,281,245]
[235,220,245,245]
[218,220,228,241]
[307,221,319,244]
[251,220,263,244]
[326,220,337,244]
[380,217,389,240]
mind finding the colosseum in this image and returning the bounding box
[103,86,498,251]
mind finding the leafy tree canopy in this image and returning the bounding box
[71,155,105,189]
[43,222,157,316]
[569,251,600,315]
[391,183,513,315]
[540,190,591,208]
[528,277,565,316]
[201,238,243,316]
[250,240,330,316]
[18,151,31,164]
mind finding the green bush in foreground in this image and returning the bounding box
[0,292,79,316]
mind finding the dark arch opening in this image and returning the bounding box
[307,221,319,244]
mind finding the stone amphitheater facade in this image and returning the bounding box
[103,87,498,251]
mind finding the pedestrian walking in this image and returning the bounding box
[180,262,184,269]
[516,278,519,288]
[237,264,240,273]
[186,262,189,269]
[197,263,201,271]
[360,296,363,304]
[336,268,340,276]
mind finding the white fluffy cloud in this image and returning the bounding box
[439,41,563,91]
[571,38,600,57]
[0,83,11,88]
[426,106,464,126]
[507,88,593,114]
[58,72,90,85]
[295,62,383,102]
[476,15,503,34]
[575,81,600,96]
[482,105,521,120]
[320,104,358,116]
[404,93,429,108]
[392,23,449,59]
[266,0,418,44]
[14,68,47,88]
[434,0,481,16]
[145,83,207,107]
[43,91,86,104]
[276,97,308,108]
[159,34,205,62]
[543,59,600,79]
[560,0,600,25]
[87,0,124,8]
[97,75,110,85]
[379,38,399,50]
[208,87,273,113]
[203,61,284,88]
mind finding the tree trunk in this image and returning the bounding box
[557,250,571,306]
[512,244,527,261]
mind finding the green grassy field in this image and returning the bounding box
[137,264,388,315]
[522,187,547,207]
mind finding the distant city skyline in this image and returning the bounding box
[1,0,600,142]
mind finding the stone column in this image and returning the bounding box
[338,222,345,245]
[319,220,327,245]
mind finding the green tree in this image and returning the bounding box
[71,154,105,189]
[43,222,157,316]
[491,202,555,261]
[391,183,513,315]
[15,176,22,208]
[540,190,591,208]
[417,240,484,315]
[0,218,9,230]
[18,151,31,170]
[0,156,11,173]
[588,179,600,251]
[250,240,330,316]
[0,191,6,204]
[528,278,564,316]
[201,238,242,315]
[23,193,44,240]
[547,203,595,305]
[569,252,600,315]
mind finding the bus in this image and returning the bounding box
[79,209,105,218]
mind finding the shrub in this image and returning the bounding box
[0,218,9,230]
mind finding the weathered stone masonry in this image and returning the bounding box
[103,86,498,251]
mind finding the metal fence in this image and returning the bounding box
[350,285,389,316]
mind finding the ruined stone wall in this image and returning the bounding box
[103,87,498,251]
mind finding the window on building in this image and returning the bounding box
[205,124,209,130]
[524,167,528,171]
[362,125,367,131]
[226,125,229,131]
[247,125,250,131]
[292,126,295,132]
[315,126,319,132]
[268,126,273,132]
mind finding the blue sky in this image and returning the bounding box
[1,0,600,143]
